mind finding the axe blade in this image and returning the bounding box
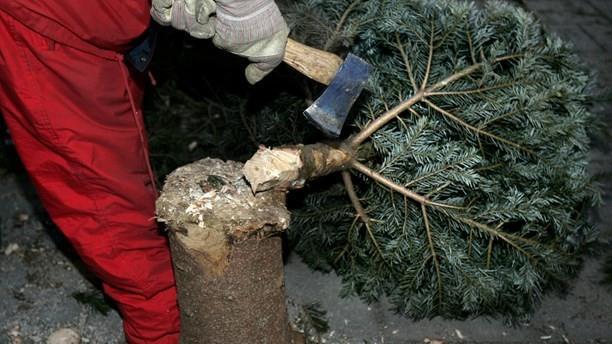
[304,53,371,138]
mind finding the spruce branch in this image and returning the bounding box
[425,181,452,198]
[333,215,360,264]
[467,227,474,257]
[350,90,426,147]
[434,14,462,50]
[428,54,523,91]
[421,20,436,90]
[395,33,418,93]
[427,64,483,92]
[363,220,388,269]
[409,108,421,118]
[324,0,362,51]
[421,204,443,308]
[457,217,537,264]
[348,160,541,273]
[350,160,460,209]
[395,114,411,132]
[486,236,494,268]
[466,22,477,65]
[404,156,476,188]
[423,99,533,154]
[342,170,370,223]
[480,108,523,128]
[424,82,517,97]
[402,196,410,237]
[350,54,524,148]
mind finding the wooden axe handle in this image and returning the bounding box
[283,38,343,86]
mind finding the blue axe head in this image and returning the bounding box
[304,53,371,138]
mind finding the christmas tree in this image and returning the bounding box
[146,0,602,321]
[268,0,602,320]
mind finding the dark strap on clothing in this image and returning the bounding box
[126,22,159,73]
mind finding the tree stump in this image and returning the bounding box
[156,158,291,344]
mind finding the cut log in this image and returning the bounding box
[156,158,291,344]
[243,143,352,193]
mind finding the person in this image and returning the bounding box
[0,0,288,342]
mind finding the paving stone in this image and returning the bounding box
[546,24,606,53]
[526,0,603,27]
[583,53,612,86]
[534,10,606,27]
[526,0,573,14]
[585,0,612,23]
[527,0,600,16]
[578,22,612,52]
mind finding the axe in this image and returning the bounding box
[282,38,371,137]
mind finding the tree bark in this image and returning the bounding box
[156,158,292,344]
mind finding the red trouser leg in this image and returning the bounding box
[0,12,180,343]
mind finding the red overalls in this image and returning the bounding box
[0,2,180,343]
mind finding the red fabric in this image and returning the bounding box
[0,8,180,344]
[0,1,151,56]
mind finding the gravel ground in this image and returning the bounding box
[1,1,612,343]
[0,174,125,344]
[0,174,123,344]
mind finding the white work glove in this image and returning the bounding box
[151,0,216,39]
[213,0,289,84]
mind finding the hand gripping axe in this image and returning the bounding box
[282,38,371,137]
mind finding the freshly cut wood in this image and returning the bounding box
[243,143,352,192]
[156,158,291,344]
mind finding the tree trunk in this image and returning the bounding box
[243,143,352,192]
[156,158,292,344]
